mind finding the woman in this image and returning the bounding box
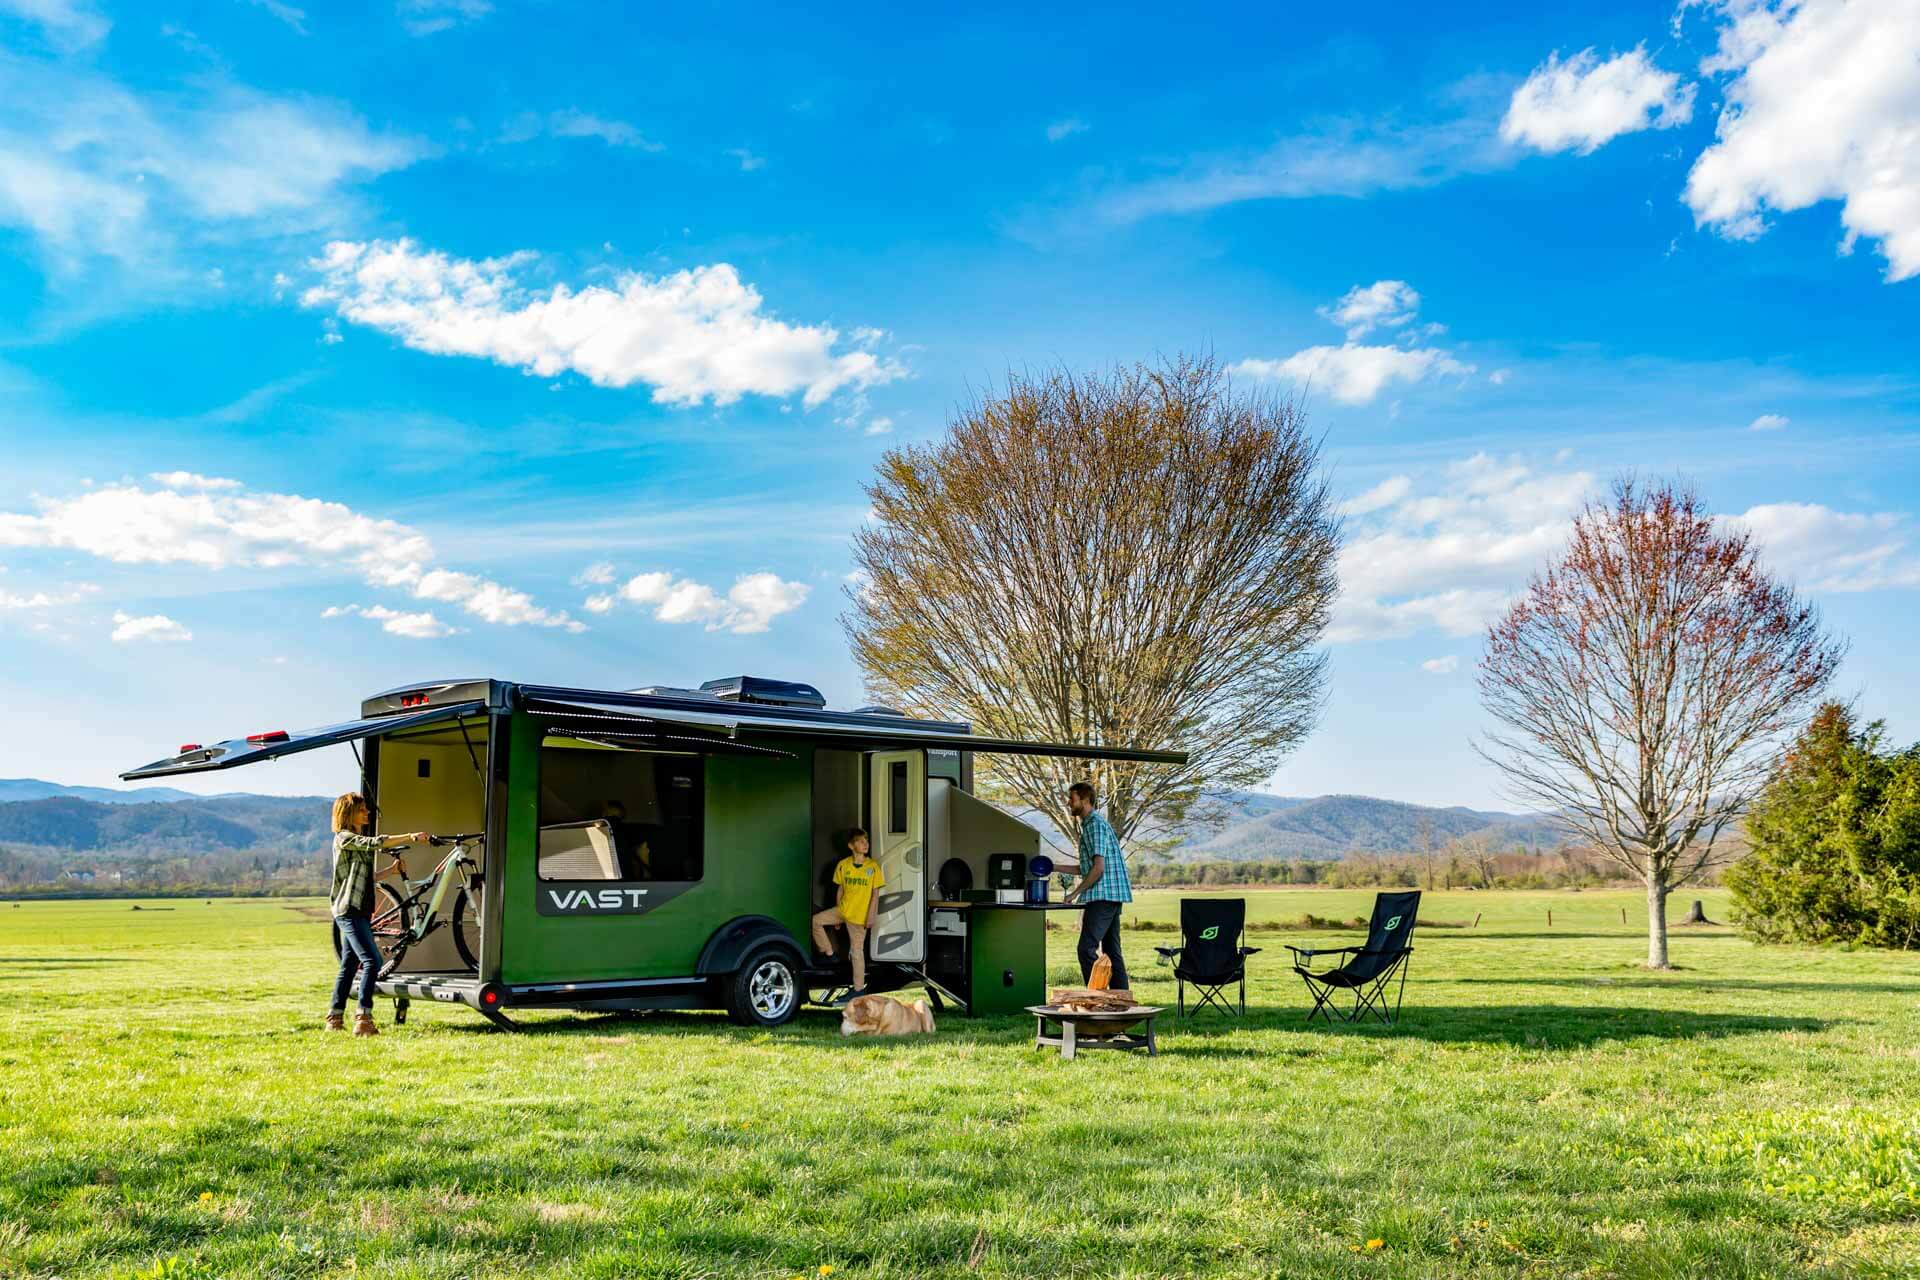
[326,793,430,1037]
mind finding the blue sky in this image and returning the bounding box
[0,0,1915,809]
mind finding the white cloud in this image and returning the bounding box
[1046,117,1089,142]
[0,0,109,49]
[1329,454,1597,642]
[1080,115,1508,228]
[1729,502,1920,592]
[1421,655,1461,675]
[0,473,582,632]
[398,0,489,36]
[0,582,97,610]
[574,561,615,586]
[726,147,765,172]
[242,0,307,34]
[111,611,190,643]
[502,110,662,152]
[864,416,895,436]
[1488,368,1513,386]
[148,471,242,491]
[1236,344,1476,406]
[1748,412,1790,431]
[0,51,418,280]
[582,593,615,614]
[302,239,904,408]
[611,569,809,634]
[1683,0,1920,282]
[1320,280,1421,339]
[1501,46,1695,155]
[1338,475,1412,518]
[323,603,461,638]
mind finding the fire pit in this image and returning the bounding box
[1029,1004,1162,1059]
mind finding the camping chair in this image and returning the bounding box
[1288,890,1419,1026]
[1153,898,1260,1019]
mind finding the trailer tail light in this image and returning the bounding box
[246,730,290,745]
[178,744,201,754]
[399,693,430,708]
[480,985,502,1006]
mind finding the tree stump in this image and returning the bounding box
[1678,899,1716,925]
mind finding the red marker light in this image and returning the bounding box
[399,693,430,708]
[481,988,499,1005]
[178,744,201,754]
[246,730,290,745]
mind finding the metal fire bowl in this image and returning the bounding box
[1030,1005,1163,1036]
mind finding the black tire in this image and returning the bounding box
[450,887,482,972]
[724,945,802,1027]
[331,883,409,965]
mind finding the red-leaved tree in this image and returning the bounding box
[1479,478,1844,968]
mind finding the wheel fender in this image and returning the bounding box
[696,915,805,976]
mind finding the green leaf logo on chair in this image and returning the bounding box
[1199,925,1220,941]
[1384,915,1402,931]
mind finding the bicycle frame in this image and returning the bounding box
[391,840,481,943]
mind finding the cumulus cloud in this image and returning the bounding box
[1235,280,1478,406]
[1683,0,1920,281]
[1046,117,1089,142]
[302,239,904,408]
[111,611,191,643]
[1729,502,1920,592]
[1320,280,1421,339]
[0,473,582,632]
[0,582,98,610]
[1501,45,1695,154]
[1330,454,1597,642]
[0,50,418,281]
[1237,344,1476,406]
[1748,412,1790,431]
[601,568,810,634]
[323,603,461,638]
[148,471,242,491]
[1338,475,1413,518]
[1421,655,1461,675]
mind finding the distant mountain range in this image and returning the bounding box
[0,779,1565,869]
[1164,791,1568,861]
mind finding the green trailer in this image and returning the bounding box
[121,675,1184,1029]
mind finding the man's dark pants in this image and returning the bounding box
[1077,899,1129,989]
[331,913,382,1013]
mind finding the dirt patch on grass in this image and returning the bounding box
[283,906,334,920]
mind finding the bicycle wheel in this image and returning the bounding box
[450,886,483,972]
[331,883,410,964]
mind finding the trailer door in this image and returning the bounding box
[866,749,926,964]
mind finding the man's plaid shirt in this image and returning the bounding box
[1077,809,1132,903]
[331,831,384,918]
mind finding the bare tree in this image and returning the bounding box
[845,356,1339,850]
[1452,832,1499,889]
[1414,815,1437,891]
[1479,478,1843,968]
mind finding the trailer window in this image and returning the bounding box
[538,745,704,882]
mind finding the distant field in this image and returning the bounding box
[3,889,1919,1278]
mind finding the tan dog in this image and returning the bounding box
[839,993,936,1036]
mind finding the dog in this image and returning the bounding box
[839,993,936,1036]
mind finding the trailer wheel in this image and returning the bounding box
[725,946,801,1027]
[450,887,482,972]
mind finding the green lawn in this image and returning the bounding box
[3,889,1918,1279]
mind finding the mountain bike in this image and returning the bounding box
[330,833,485,976]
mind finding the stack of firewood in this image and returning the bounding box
[1049,988,1139,1013]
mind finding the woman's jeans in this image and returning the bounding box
[331,913,382,1013]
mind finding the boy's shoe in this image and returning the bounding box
[352,1012,379,1037]
[324,1012,346,1032]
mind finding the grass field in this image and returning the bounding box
[3,888,1918,1279]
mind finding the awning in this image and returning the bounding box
[120,701,487,780]
[537,708,794,760]
[524,694,1188,765]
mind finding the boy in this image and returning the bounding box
[811,826,883,1000]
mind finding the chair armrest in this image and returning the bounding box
[1239,946,1262,957]
[1153,945,1183,959]
[1287,944,1359,958]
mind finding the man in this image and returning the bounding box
[1060,780,1130,991]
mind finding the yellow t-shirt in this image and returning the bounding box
[834,855,885,926]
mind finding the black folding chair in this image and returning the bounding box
[1153,898,1261,1019]
[1288,890,1419,1025]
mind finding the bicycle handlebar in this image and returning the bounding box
[428,832,485,846]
